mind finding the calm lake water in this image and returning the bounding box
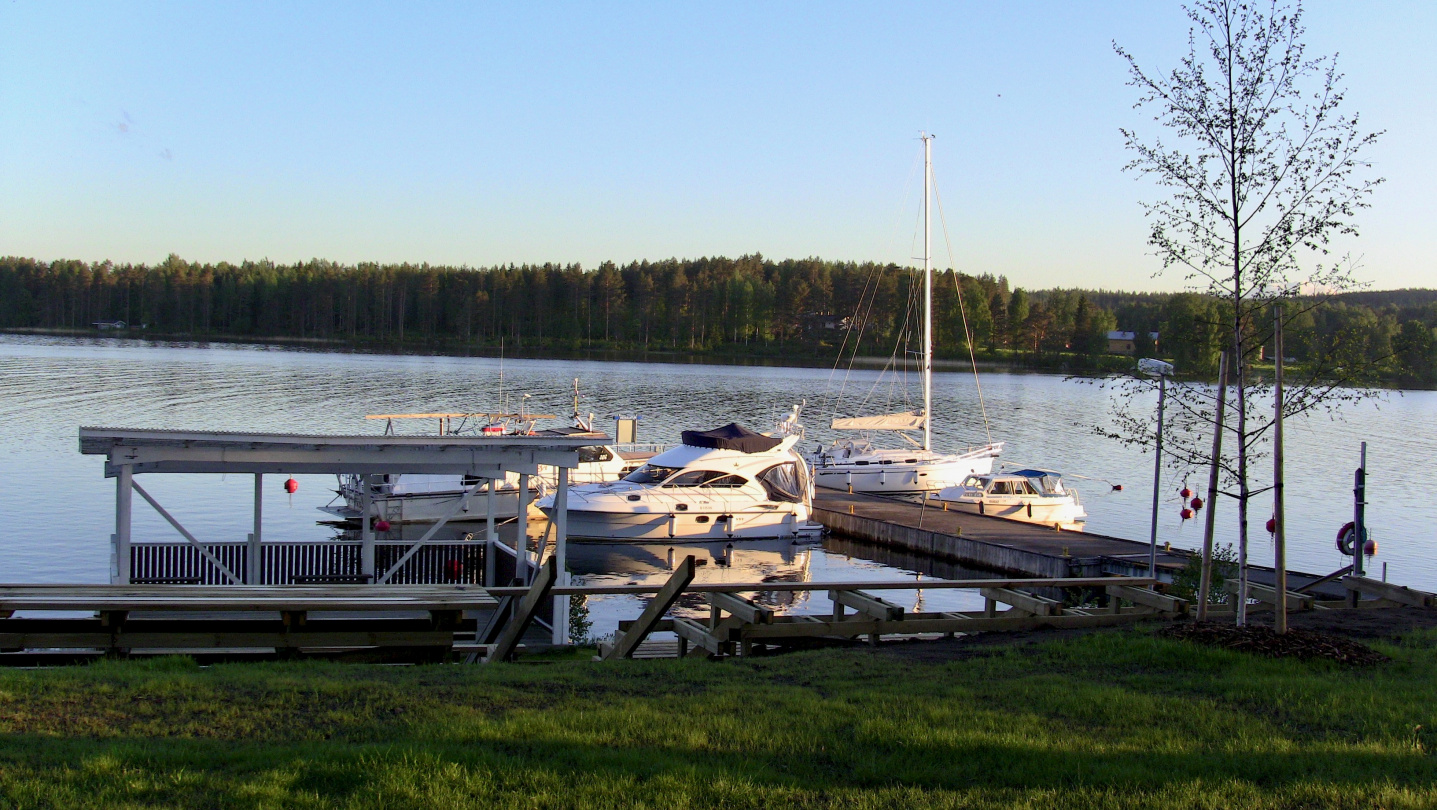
[2,334,1432,632]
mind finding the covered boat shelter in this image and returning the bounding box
[78,426,602,643]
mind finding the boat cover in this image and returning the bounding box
[831,412,925,431]
[680,423,781,453]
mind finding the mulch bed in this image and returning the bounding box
[1159,621,1390,665]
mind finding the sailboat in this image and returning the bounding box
[809,134,1002,496]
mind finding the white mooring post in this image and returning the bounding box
[516,473,531,584]
[115,464,134,585]
[360,474,375,580]
[249,473,263,585]
[552,466,570,645]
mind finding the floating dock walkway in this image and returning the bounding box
[811,487,1349,598]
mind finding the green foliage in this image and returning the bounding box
[1169,542,1238,604]
[0,628,1435,807]
[1,254,1433,385]
[568,593,593,644]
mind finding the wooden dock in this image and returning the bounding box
[812,487,1351,599]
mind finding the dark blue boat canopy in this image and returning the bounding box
[680,423,781,454]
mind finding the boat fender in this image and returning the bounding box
[979,501,985,515]
[1026,503,1033,518]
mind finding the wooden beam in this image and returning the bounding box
[603,556,697,660]
[672,617,725,656]
[1342,575,1434,608]
[979,587,1061,616]
[1106,584,1189,615]
[831,589,904,621]
[709,591,774,625]
[485,557,558,663]
[1227,579,1314,611]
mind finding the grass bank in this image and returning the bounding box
[1,627,1435,808]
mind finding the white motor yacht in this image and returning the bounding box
[539,423,824,542]
[935,469,1087,531]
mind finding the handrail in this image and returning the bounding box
[486,575,1153,598]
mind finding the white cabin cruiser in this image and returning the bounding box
[323,411,653,526]
[935,469,1087,531]
[539,423,824,542]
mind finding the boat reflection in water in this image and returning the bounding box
[566,538,822,620]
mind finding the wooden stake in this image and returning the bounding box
[1197,351,1227,620]
[1274,310,1287,634]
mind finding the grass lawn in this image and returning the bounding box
[1,626,1434,809]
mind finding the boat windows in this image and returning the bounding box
[990,481,1014,495]
[757,462,803,503]
[578,446,614,463]
[622,464,683,484]
[663,470,738,488]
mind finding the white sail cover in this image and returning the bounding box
[831,412,925,431]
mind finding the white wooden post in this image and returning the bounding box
[516,473,530,584]
[360,475,375,580]
[485,477,498,544]
[552,466,570,645]
[115,464,133,584]
[248,473,263,584]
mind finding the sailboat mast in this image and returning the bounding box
[922,133,933,453]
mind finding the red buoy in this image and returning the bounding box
[1266,517,1277,534]
[1180,508,1194,520]
[283,478,298,494]
[374,519,391,533]
[1180,487,1192,499]
[1364,538,1378,556]
[1190,496,1204,510]
[1112,484,1123,491]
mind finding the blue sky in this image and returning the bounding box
[1,2,1432,291]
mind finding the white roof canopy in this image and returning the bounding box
[78,427,607,477]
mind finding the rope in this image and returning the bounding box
[931,174,994,447]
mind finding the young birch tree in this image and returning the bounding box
[1105,0,1382,595]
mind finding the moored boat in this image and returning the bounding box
[538,423,824,542]
[934,469,1087,531]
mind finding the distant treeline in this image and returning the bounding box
[2,254,1435,386]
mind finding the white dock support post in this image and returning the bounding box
[516,473,531,584]
[115,464,133,585]
[485,477,498,544]
[248,473,263,584]
[360,474,375,580]
[552,466,570,645]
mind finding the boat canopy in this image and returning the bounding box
[830,412,925,432]
[680,423,781,454]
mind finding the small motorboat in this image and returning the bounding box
[935,469,1087,531]
[538,422,825,542]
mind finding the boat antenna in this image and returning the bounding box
[933,165,995,447]
[921,132,933,453]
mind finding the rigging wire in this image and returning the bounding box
[821,143,925,427]
[931,172,995,447]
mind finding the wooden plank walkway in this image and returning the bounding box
[812,487,1351,598]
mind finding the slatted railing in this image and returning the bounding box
[128,541,486,585]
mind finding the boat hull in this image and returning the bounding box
[811,447,999,496]
[936,497,1087,532]
[546,506,824,542]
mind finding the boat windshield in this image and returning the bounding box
[623,464,684,484]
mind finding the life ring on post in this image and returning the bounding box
[1336,522,1375,556]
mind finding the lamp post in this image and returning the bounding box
[1139,357,1175,584]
